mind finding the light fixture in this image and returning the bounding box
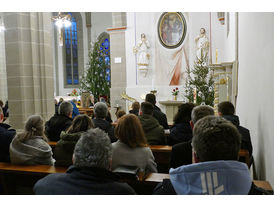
[0,16,6,32]
[51,12,72,46]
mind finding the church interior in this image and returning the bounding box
[0,8,274,197]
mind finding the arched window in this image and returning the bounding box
[64,12,79,85]
[98,32,111,87]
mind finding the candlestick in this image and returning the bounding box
[216,48,218,64]
[193,88,197,104]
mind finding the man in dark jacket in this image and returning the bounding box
[92,102,116,142]
[145,93,169,129]
[154,116,269,195]
[45,101,73,141]
[170,105,214,168]
[217,101,253,157]
[0,107,16,162]
[139,102,166,145]
[34,128,136,195]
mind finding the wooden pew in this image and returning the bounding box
[0,163,272,195]
[149,145,172,173]
[78,107,94,117]
[0,163,67,194]
[47,142,251,173]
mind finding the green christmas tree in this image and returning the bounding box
[80,40,110,102]
[184,57,214,106]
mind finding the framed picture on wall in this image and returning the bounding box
[157,12,187,49]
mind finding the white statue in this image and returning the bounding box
[133,33,150,77]
[195,28,210,62]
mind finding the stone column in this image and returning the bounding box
[3,12,54,129]
[0,14,8,102]
[108,12,127,120]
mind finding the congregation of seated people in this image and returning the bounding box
[0,94,269,195]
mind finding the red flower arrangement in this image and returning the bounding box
[70,89,79,96]
[172,87,179,96]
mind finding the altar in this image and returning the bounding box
[159,100,184,125]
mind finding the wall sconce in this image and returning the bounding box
[0,16,6,32]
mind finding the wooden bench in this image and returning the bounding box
[47,142,250,173]
[0,163,272,195]
[78,107,94,117]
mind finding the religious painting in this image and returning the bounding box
[158,12,187,49]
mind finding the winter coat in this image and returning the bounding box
[0,123,16,162]
[169,140,192,169]
[45,114,73,141]
[70,101,80,119]
[152,105,169,129]
[54,131,83,167]
[153,160,270,195]
[92,118,116,142]
[112,140,157,173]
[129,109,139,116]
[223,115,253,156]
[168,121,193,145]
[9,136,55,165]
[34,166,136,195]
[139,114,166,145]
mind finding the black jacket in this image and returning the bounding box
[92,118,116,142]
[168,121,193,145]
[169,140,192,169]
[223,115,253,156]
[153,179,271,195]
[45,114,72,141]
[152,105,169,129]
[34,166,136,195]
[0,123,16,162]
[129,109,139,116]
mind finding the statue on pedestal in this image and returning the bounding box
[195,28,209,62]
[133,33,150,77]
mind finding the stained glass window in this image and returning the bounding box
[99,37,111,85]
[64,13,79,85]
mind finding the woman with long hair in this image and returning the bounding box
[9,115,55,165]
[54,114,94,166]
[112,114,157,173]
[168,103,195,145]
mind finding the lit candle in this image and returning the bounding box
[193,88,197,104]
[216,48,218,64]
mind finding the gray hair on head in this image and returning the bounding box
[191,105,214,124]
[94,102,108,119]
[58,101,73,116]
[73,128,112,169]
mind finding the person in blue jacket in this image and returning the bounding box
[70,99,80,119]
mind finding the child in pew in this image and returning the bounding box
[54,114,94,167]
[9,115,55,165]
[112,114,157,174]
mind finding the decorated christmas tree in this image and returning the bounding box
[184,57,214,106]
[80,40,110,102]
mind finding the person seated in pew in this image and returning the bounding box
[170,105,214,168]
[9,115,55,165]
[45,101,73,141]
[145,93,169,129]
[114,110,126,123]
[217,101,253,158]
[168,103,195,146]
[92,102,116,142]
[70,99,80,119]
[129,101,140,116]
[139,102,166,145]
[0,107,16,162]
[154,116,269,195]
[33,128,136,195]
[112,114,157,173]
[54,114,94,167]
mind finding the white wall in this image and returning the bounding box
[90,12,112,43]
[236,12,274,186]
[124,12,225,112]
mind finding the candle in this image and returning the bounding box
[193,88,197,104]
[216,48,218,64]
